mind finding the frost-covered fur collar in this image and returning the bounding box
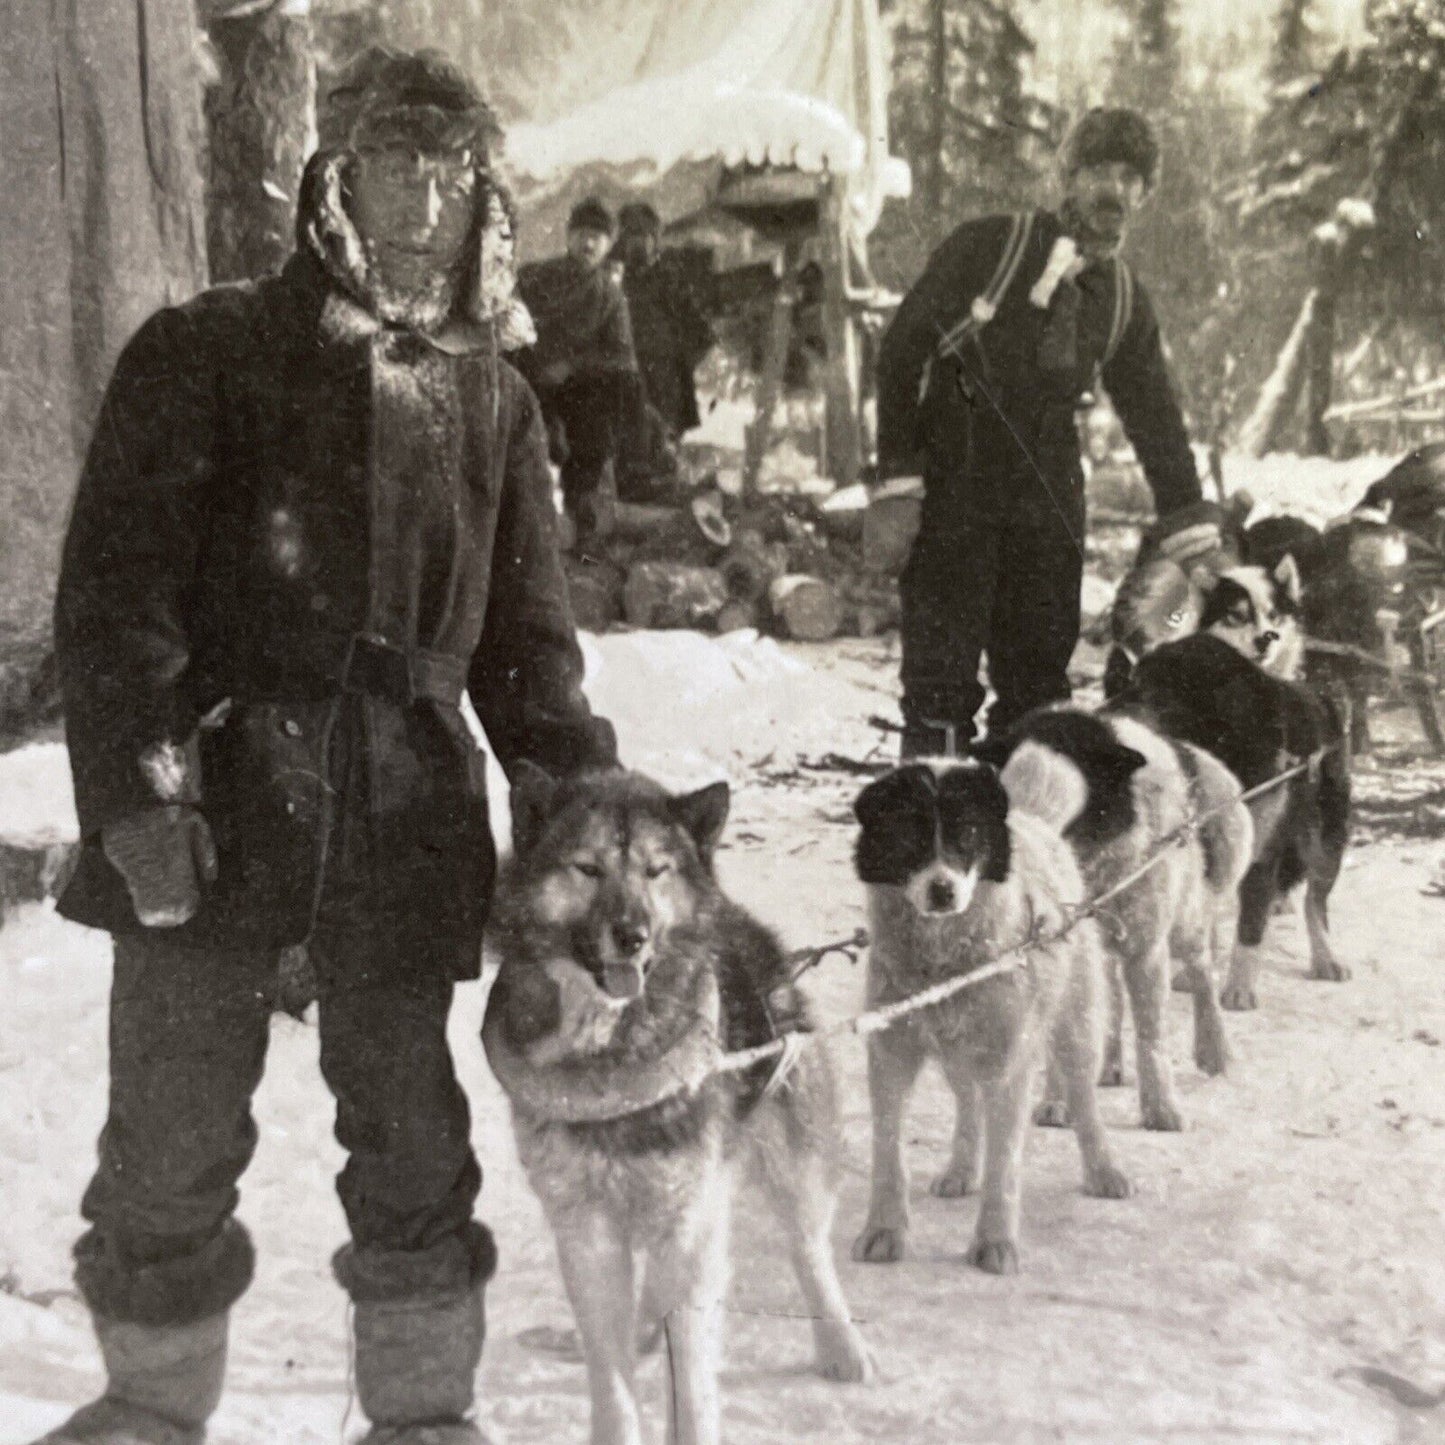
[300,148,536,351]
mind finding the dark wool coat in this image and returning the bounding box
[622,256,712,436]
[55,248,617,973]
[515,255,637,380]
[875,208,1201,518]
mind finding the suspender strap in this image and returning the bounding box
[933,210,1035,359]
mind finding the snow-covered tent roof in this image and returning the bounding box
[505,0,909,240]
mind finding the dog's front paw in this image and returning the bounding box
[1085,1162,1133,1199]
[1220,984,1257,1012]
[930,1165,978,1198]
[1033,1100,1071,1128]
[814,1321,876,1384]
[1141,1100,1185,1132]
[1309,958,1351,982]
[1097,1059,1126,1088]
[968,1237,1019,1275]
[852,1225,907,1264]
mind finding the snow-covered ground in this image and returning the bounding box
[3,454,1444,1442]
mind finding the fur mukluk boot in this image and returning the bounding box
[35,1222,253,1444]
[35,1314,229,1445]
[335,1223,497,1445]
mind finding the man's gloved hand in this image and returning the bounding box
[1150,499,1227,570]
[102,805,218,928]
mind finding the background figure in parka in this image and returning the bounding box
[45,47,616,1445]
[611,200,715,498]
[516,196,640,544]
[877,107,1223,759]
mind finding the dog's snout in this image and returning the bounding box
[1255,630,1279,656]
[926,876,956,912]
[610,919,651,958]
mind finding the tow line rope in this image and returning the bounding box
[713,749,1329,1086]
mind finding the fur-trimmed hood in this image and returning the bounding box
[295,146,536,350]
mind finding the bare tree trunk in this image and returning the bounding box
[926,0,948,222]
[1237,288,1318,458]
[205,1,316,283]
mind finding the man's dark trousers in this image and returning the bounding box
[75,752,483,1319]
[545,372,631,527]
[900,459,1084,748]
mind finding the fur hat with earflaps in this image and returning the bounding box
[299,46,533,343]
[1059,107,1161,192]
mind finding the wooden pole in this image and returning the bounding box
[742,238,802,497]
[818,176,862,486]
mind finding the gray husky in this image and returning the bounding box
[483,766,872,1445]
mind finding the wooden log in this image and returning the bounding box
[611,501,685,539]
[623,562,730,630]
[768,575,844,641]
[818,482,869,542]
[0,834,79,922]
[565,569,623,632]
[720,530,788,603]
[714,600,760,634]
[862,480,925,574]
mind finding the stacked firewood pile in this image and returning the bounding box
[563,470,916,644]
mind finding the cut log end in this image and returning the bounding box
[768,574,844,641]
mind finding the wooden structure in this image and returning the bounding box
[505,0,909,490]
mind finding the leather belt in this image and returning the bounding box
[338,633,468,708]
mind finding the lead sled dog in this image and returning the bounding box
[482,766,872,1445]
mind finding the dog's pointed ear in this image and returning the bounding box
[509,761,559,857]
[669,780,730,859]
[1274,553,1302,606]
[855,766,923,829]
[971,734,1012,769]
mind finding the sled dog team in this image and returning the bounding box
[484,606,1351,1445]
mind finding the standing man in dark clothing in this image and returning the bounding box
[516,197,638,540]
[43,47,616,1445]
[876,107,1222,757]
[614,202,713,450]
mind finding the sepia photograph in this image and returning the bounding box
[1,0,1443,1439]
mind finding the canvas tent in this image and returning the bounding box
[504,0,908,243]
[500,0,908,486]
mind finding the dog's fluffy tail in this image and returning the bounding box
[998,740,1089,836]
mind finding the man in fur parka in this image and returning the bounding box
[877,107,1223,758]
[44,47,616,1445]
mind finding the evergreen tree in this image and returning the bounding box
[1269,0,1319,83]
[874,0,1060,285]
[1102,0,1249,444]
[1233,0,1445,450]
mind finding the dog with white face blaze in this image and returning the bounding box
[482,766,872,1445]
[976,708,1254,1131]
[1199,560,1305,678]
[851,760,1132,1277]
